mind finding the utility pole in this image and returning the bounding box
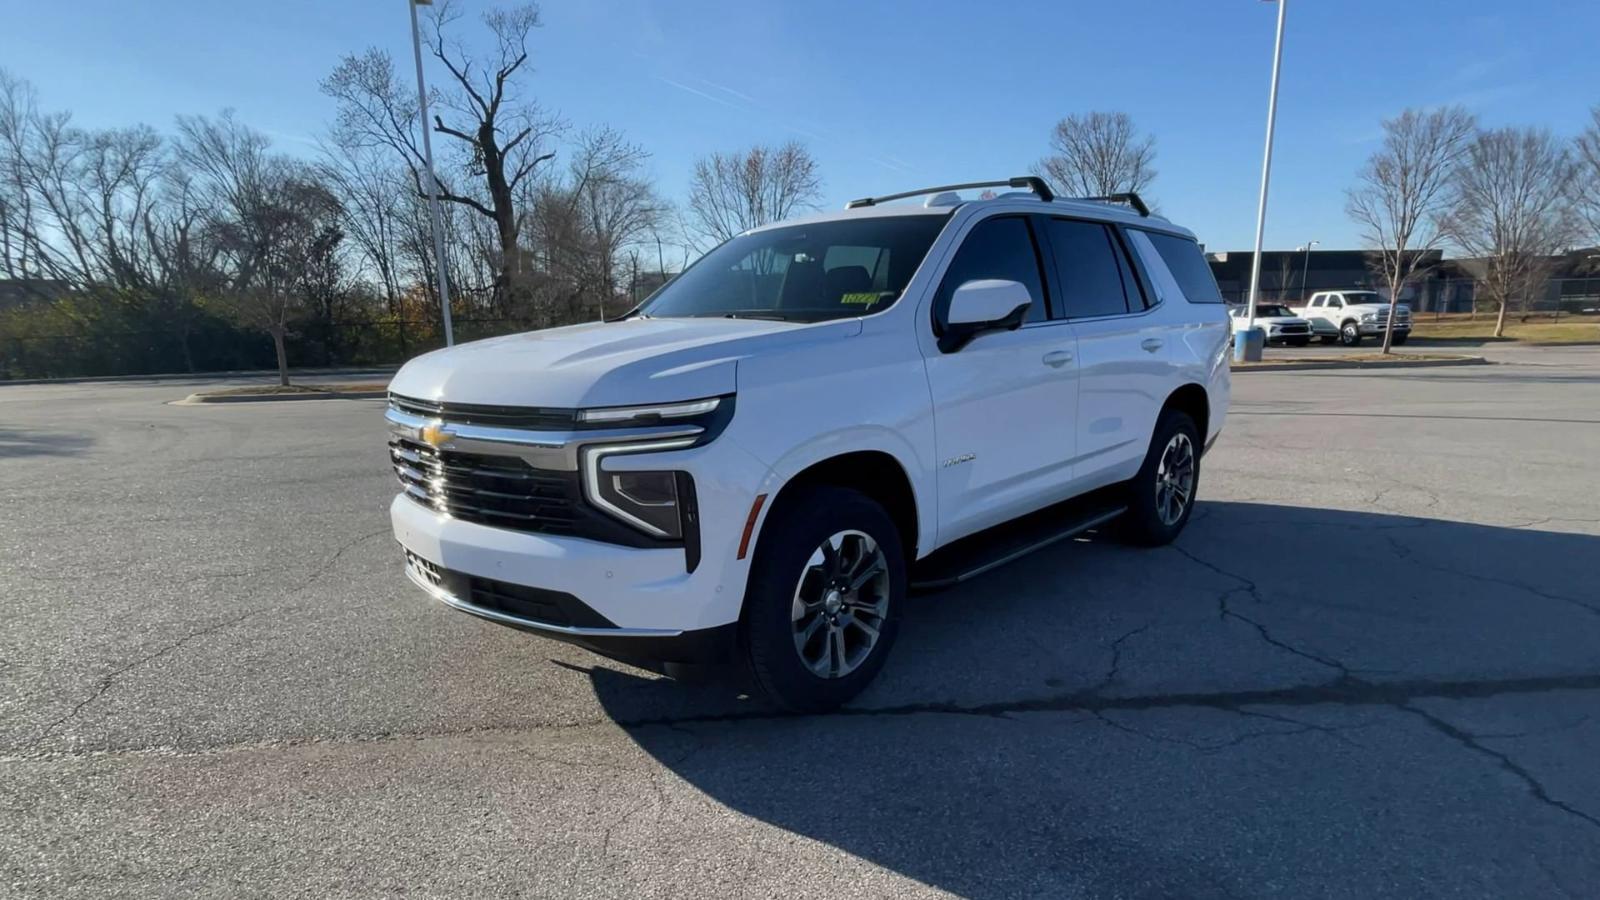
[1244,0,1288,341]
[409,0,454,346]
[1299,239,1319,301]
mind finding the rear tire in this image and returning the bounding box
[1319,335,1338,345]
[1340,322,1362,346]
[1117,409,1201,547]
[740,486,905,712]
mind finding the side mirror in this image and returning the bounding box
[940,279,1033,353]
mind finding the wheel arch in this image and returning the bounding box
[1162,382,1210,445]
[764,450,921,562]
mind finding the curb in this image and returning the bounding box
[178,390,389,405]
[1232,356,1489,373]
[3,367,398,387]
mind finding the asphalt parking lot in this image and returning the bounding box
[4,348,1600,898]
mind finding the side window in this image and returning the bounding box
[1310,295,1323,308]
[934,216,1048,326]
[1328,296,1343,309]
[1044,218,1131,318]
[1137,230,1226,304]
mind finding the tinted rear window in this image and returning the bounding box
[1142,231,1224,304]
[1045,219,1131,318]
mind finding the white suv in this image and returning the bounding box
[386,177,1230,710]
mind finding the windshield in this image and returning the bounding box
[1232,304,1294,318]
[1342,293,1384,305]
[639,215,949,322]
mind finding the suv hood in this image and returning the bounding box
[388,316,859,409]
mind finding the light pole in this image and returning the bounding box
[1298,239,1319,301]
[1243,0,1288,343]
[409,0,454,346]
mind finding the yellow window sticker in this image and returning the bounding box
[840,292,879,305]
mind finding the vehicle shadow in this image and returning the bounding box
[585,501,1600,896]
[0,427,92,458]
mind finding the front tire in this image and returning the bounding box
[1319,334,1338,345]
[1288,336,1310,347]
[741,486,905,712]
[1118,409,1201,546]
[1391,331,1409,346]
[1340,322,1362,346]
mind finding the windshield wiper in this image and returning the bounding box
[721,311,792,321]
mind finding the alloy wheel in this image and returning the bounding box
[1155,432,1195,526]
[791,530,890,679]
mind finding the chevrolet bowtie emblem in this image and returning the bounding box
[419,422,454,447]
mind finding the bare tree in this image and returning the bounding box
[1444,127,1577,338]
[318,145,406,316]
[565,128,665,316]
[176,112,345,385]
[1346,106,1476,352]
[0,71,169,294]
[1036,111,1156,198]
[1574,105,1600,246]
[685,141,820,246]
[321,1,561,311]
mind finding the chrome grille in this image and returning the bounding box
[389,393,579,430]
[389,437,582,536]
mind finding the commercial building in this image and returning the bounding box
[1207,249,1600,313]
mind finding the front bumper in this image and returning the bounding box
[400,547,737,665]
[1359,322,1410,336]
[388,409,773,636]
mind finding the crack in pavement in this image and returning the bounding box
[1401,703,1600,833]
[1165,544,1357,679]
[26,528,390,747]
[1380,533,1600,620]
[1091,622,1154,695]
[285,528,389,596]
[28,608,264,747]
[1156,541,1600,832]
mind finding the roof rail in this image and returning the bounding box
[1079,192,1151,217]
[845,176,1055,209]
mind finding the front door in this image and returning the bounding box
[922,215,1080,544]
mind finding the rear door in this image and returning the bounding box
[1048,220,1176,489]
[922,215,1080,543]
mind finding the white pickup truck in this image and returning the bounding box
[1293,291,1411,346]
[386,177,1230,710]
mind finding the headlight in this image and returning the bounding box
[598,469,684,538]
[582,439,697,539]
[578,397,721,426]
[1361,312,1376,322]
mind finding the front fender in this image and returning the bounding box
[731,425,936,562]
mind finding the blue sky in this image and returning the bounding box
[4,0,1596,252]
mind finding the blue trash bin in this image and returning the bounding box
[1233,326,1265,362]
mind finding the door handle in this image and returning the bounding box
[1041,350,1074,368]
[1140,338,1165,353]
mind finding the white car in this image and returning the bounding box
[386,177,1230,710]
[1294,291,1411,346]
[1227,303,1314,347]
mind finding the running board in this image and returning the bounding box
[910,489,1127,592]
